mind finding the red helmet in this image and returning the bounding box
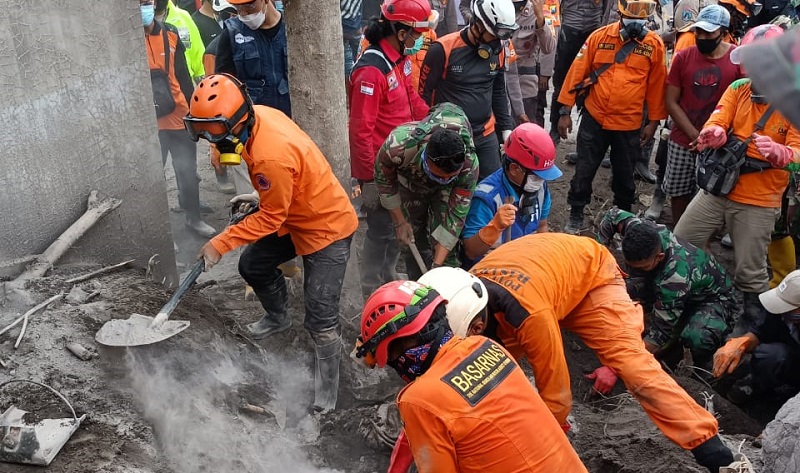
[357,281,445,368]
[730,24,784,64]
[504,123,562,180]
[381,0,439,33]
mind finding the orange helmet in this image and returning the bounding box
[183,73,253,143]
[719,0,763,17]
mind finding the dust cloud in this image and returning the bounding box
[125,338,342,473]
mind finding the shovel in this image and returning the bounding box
[408,241,428,275]
[94,259,204,347]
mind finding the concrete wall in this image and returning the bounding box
[0,0,177,284]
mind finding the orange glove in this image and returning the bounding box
[478,203,517,245]
[712,336,754,377]
[585,366,618,395]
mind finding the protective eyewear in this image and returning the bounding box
[422,152,462,185]
[183,99,250,143]
[494,23,519,40]
[622,0,656,17]
[234,0,262,13]
[404,10,440,32]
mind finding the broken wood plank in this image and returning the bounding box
[65,259,135,284]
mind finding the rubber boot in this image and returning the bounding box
[691,435,734,472]
[311,328,342,412]
[645,137,668,221]
[247,276,291,339]
[768,236,796,289]
[634,155,657,183]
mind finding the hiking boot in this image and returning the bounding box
[644,187,666,221]
[634,161,657,183]
[565,152,578,164]
[564,210,584,235]
[185,218,217,238]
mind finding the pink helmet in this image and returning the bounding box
[730,24,784,65]
[504,123,562,180]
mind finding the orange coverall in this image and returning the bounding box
[209,106,359,256]
[470,233,720,450]
[397,335,588,472]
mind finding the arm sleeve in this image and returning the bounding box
[646,39,668,121]
[407,65,431,120]
[492,68,514,132]
[172,34,195,105]
[375,141,403,210]
[214,30,235,74]
[647,266,692,348]
[348,66,386,180]
[557,39,592,107]
[432,159,479,250]
[210,161,293,254]
[540,186,552,219]
[419,41,446,104]
[505,60,526,118]
[462,196,496,239]
[398,401,459,473]
[784,124,800,163]
[596,208,636,245]
[537,23,556,56]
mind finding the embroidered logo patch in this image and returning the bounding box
[360,81,374,95]
[255,173,271,191]
[234,33,255,44]
[441,339,515,406]
[387,72,399,91]
[404,59,412,76]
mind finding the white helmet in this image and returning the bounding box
[213,0,235,12]
[418,267,489,337]
[470,0,519,40]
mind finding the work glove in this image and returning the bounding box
[492,203,517,230]
[560,422,571,434]
[753,133,793,168]
[197,241,222,272]
[712,336,753,377]
[691,435,735,472]
[230,191,259,215]
[585,365,618,395]
[696,125,727,151]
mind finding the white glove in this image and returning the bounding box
[230,191,259,206]
[502,129,512,145]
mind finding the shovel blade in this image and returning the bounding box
[95,313,190,347]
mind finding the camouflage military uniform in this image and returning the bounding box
[598,208,741,365]
[375,103,479,279]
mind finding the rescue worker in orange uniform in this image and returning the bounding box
[558,0,668,234]
[354,280,588,472]
[432,233,736,472]
[186,74,358,413]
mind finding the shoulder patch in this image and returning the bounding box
[359,81,375,95]
[441,339,516,406]
[255,173,271,190]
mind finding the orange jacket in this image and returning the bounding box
[470,233,623,423]
[558,22,668,130]
[210,106,358,255]
[704,79,800,208]
[397,336,588,473]
[145,22,191,131]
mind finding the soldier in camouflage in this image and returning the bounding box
[597,208,741,368]
[375,103,479,279]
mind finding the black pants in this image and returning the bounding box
[359,181,400,298]
[550,26,595,133]
[752,341,800,392]
[158,129,199,219]
[474,132,501,180]
[567,111,639,211]
[238,232,353,333]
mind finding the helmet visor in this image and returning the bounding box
[494,22,519,40]
[405,10,440,32]
[183,116,235,143]
[622,0,656,17]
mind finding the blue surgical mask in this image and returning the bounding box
[141,4,155,27]
[404,35,425,55]
[421,150,458,185]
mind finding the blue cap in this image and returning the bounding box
[532,164,563,180]
[692,5,730,32]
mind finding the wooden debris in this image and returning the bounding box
[65,259,134,284]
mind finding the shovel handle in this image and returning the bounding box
[157,259,205,322]
[503,196,514,243]
[408,241,428,274]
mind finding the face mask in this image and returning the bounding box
[421,150,458,185]
[240,10,265,30]
[696,35,722,55]
[523,174,544,193]
[141,4,155,26]
[621,18,647,40]
[216,128,250,165]
[621,18,647,28]
[274,0,284,12]
[387,331,453,383]
[404,35,424,56]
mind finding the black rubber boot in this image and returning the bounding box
[311,328,342,412]
[691,435,735,472]
[247,276,291,339]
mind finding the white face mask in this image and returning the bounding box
[524,174,544,193]
[240,10,265,30]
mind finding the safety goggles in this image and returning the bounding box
[493,23,519,40]
[355,287,441,367]
[622,0,656,18]
[403,10,440,32]
[183,101,249,143]
[422,151,462,185]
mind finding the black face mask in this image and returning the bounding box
[696,35,722,55]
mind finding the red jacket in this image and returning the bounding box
[348,39,429,181]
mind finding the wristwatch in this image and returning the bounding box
[559,106,572,116]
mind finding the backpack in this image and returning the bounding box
[151,25,177,118]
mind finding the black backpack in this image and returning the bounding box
[150,25,176,118]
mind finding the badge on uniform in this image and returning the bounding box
[360,81,375,96]
[255,173,271,191]
[387,72,399,91]
[404,60,412,77]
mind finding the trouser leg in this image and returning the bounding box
[751,342,800,392]
[159,129,200,220]
[567,111,610,210]
[400,190,432,280]
[473,132,501,180]
[727,202,778,293]
[550,27,591,134]
[768,236,796,289]
[359,181,399,299]
[608,128,640,211]
[673,191,726,249]
[679,305,733,368]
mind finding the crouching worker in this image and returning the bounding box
[460,123,562,268]
[354,280,588,472]
[187,74,358,412]
[597,208,740,369]
[713,269,800,404]
[419,235,737,473]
